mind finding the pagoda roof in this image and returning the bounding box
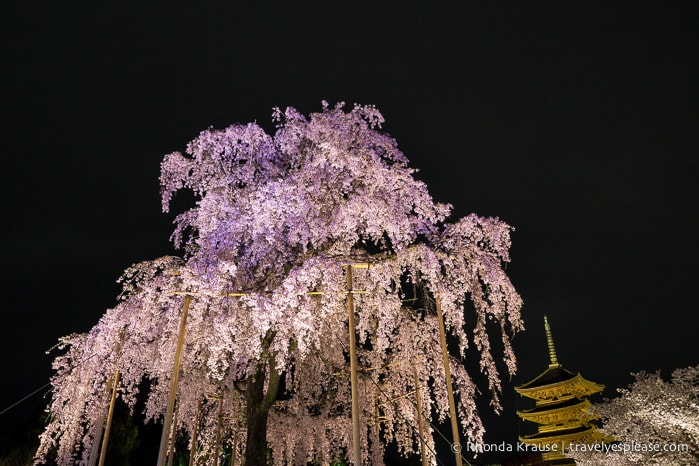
[544,460,576,466]
[520,424,611,456]
[518,396,588,415]
[519,425,593,442]
[516,367,604,399]
[516,364,577,390]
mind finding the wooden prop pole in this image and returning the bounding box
[188,403,200,466]
[157,295,192,466]
[435,297,463,466]
[98,370,120,466]
[167,406,178,466]
[213,395,224,466]
[231,428,239,466]
[346,265,362,464]
[87,412,106,466]
[413,367,429,466]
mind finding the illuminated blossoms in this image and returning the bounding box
[36,102,523,465]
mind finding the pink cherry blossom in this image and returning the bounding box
[36,103,523,465]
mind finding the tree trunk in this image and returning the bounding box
[245,336,281,466]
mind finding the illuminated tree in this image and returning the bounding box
[36,102,523,465]
[569,365,699,465]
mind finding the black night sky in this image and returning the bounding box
[1,2,698,464]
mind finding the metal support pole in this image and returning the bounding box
[346,265,362,465]
[157,295,192,466]
[414,367,429,466]
[435,296,463,466]
[98,370,120,466]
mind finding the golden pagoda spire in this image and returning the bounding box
[544,315,560,367]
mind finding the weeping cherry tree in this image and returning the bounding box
[36,102,523,465]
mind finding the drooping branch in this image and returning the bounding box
[37,103,523,466]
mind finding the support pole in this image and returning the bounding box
[167,405,178,466]
[157,295,192,466]
[213,395,224,466]
[88,412,106,466]
[346,265,362,465]
[435,297,463,466]
[231,428,239,466]
[188,403,200,466]
[374,390,380,437]
[413,367,428,466]
[98,370,120,466]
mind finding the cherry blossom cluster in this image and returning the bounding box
[36,103,523,465]
[569,365,699,465]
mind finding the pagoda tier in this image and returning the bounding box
[515,316,607,465]
[517,397,592,425]
[520,424,607,443]
[519,425,609,465]
[516,366,604,401]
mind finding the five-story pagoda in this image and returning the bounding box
[515,316,607,465]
